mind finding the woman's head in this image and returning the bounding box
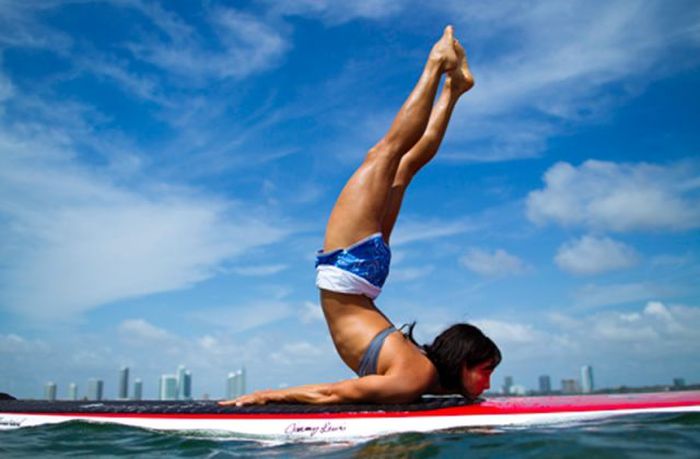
[422,323,501,397]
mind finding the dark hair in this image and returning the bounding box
[403,322,502,391]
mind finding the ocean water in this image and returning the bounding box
[0,413,698,458]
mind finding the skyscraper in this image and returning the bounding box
[133,378,143,401]
[227,370,246,399]
[538,375,552,394]
[580,365,594,394]
[44,382,57,401]
[119,366,129,400]
[68,382,78,401]
[88,378,104,401]
[226,367,246,399]
[160,374,177,400]
[183,371,192,400]
[177,365,187,400]
[673,378,686,389]
[226,372,237,399]
[561,379,578,394]
[503,376,513,395]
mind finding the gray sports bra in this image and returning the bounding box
[357,326,397,377]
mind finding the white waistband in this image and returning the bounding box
[316,265,381,300]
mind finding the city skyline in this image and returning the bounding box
[33,362,692,400]
[35,364,249,401]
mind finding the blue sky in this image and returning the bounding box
[1,0,699,400]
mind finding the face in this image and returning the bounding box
[460,360,494,398]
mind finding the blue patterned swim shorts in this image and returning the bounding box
[315,233,391,299]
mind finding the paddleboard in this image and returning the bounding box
[1,391,698,440]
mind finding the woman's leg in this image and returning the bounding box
[323,26,459,252]
[381,41,474,241]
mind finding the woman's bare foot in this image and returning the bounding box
[429,25,459,72]
[449,39,475,94]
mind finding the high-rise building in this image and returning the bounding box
[561,379,578,394]
[133,378,143,401]
[68,382,78,401]
[226,372,237,399]
[503,376,514,395]
[159,374,177,400]
[44,382,57,401]
[119,366,129,400]
[227,370,246,399]
[580,365,594,394]
[177,365,187,400]
[538,375,552,394]
[673,378,686,389]
[183,371,192,400]
[88,378,104,401]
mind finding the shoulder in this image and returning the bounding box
[381,334,436,394]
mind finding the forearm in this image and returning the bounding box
[264,383,343,405]
[275,378,418,404]
[220,383,347,406]
[221,375,423,406]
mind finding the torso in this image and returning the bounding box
[319,290,437,385]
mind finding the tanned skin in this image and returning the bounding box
[219,26,490,407]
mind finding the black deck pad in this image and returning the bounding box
[0,396,474,415]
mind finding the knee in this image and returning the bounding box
[367,138,402,163]
[394,161,417,186]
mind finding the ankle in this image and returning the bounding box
[443,78,462,98]
[427,55,449,74]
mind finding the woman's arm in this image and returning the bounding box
[218,374,426,406]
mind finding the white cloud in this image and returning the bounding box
[468,301,700,389]
[189,301,294,333]
[558,301,698,347]
[300,301,324,324]
[442,0,700,162]
[527,160,700,232]
[1,194,286,319]
[126,5,288,82]
[649,253,693,268]
[0,321,342,399]
[390,265,435,282]
[391,218,474,246]
[0,2,73,51]
[77,56,169,105]
[231,264,288,276]
[555,235,639,275]
[0,124,291,320]
[270,341,326,365]
[573,282,677,309]
[472,319,539,344]
[264,0,405,24]
[0,70,13,104]
[118,319,172,343]
[0,333,48,354]
[460,247,528,277]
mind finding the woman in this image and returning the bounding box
[221,26,500,406]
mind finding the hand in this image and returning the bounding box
[218,390,274,407]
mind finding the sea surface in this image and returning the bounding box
[0,413,698,458]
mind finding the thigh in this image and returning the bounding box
[323,149,400,251]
